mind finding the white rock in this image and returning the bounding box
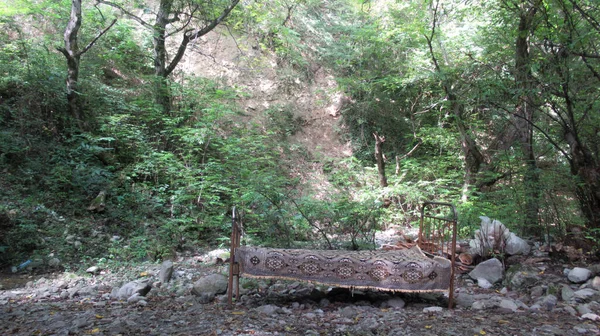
[86,266,100,274]
[505,232,531,255]
[116,280,151,300]
[477,278,493,289]
[592,276,600,290]
[423,306,443,313]
[568,267,592,283]
[581,313,600,321]
[469,258,504,284]
[529,303,541,311]
[384,298,405,309]
[255,304,280,316]
[127,293,143,303]
[574,288,597,300]
[499,299,518,312]
[472,301,486,310]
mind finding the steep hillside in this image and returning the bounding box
[177,27,352,192]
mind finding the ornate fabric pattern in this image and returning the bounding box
[235,245,452,292]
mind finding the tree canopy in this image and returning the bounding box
[0,0,599,268]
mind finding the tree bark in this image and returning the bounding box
[60,0,84,123]
[514,0,542,235]
[373,132,388,188]
[425,1,485,202]
[58,0,115,127]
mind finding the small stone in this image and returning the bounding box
[191,274,227,304]
[581,313,600,321]
[86,266,100,274]
[574,288,597,301]
[569,268,592,283]
[472,301,486,310]
[384,298,406,309]
[469,258,504,284]
[564,305,578,316]
[530,286,544,298]
[529,303,541,311]
[340,306,356,318]
[455,293,475,308]
[577,304,592,315]
[116,281,151,300]
[540,294,558,311]
[127,293,143,303]
[255,304,280,316]
[592,277,600,290]
[159,260,174,284]
[48,258,61,267]
[499,299,518,312]
[319,298,330,307]
[423,306,443,313]
[478,278,493,289]
[562,285,576,302]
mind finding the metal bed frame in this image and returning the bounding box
[228,202,458,308]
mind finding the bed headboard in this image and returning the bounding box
[418,201,457,306]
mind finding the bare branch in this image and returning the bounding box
[569,0,600,34]
[79,18,117,56]
[511,109,573,162]
[582,56,600,81]
[396,140,422,161]
[96,0,153,29]
[164,0,241,76]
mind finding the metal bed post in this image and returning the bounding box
[227,207,241,308]
[419,202,458,309]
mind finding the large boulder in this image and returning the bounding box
[469,258,504,284]
[191,274,228,304]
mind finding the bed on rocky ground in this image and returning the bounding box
[228,202,458,308]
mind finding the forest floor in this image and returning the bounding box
[1,251,599,336]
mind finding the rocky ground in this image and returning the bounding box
[2,246,600,336]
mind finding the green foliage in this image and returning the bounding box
[2,0,600,269]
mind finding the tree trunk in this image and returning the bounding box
[373,132,388,188]
[425,2,485,202]
[514,1,542,235]
[153,0,174,114]
[58,1,115,128]
[61,0,84,123]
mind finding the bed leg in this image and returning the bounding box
[228,207,242,308]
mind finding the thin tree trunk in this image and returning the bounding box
[373,132,388,188]
[58,0,115,128]
[60,0,83,123]
[425,1,484,201]
[514,1,542,234]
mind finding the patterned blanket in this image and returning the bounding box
[235,245,452,292]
